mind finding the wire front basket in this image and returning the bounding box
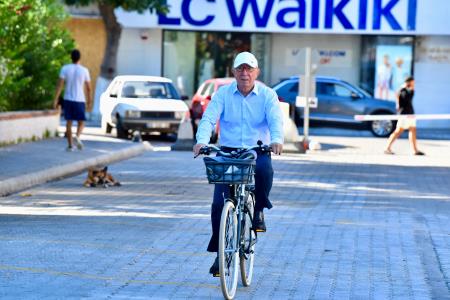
[203,157,256,184]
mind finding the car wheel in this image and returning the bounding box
[210,131,218,144]
[294,108,303,127]
[116,117,128,139]
[191,118,198,138]
[160,132,177,142]
[370,118,395,137]
[101,119,113,134]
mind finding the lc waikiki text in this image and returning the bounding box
[157,0,417,32]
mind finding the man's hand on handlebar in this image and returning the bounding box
[193,143,207,157]
[194,142,282,157]
[270,143,283,155]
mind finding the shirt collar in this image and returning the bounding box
[232,81,259,97]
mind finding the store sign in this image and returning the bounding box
[156,0,416,33]
[285,48,352,67]
[317,49,352,67]
[417,46,450,64]
[116,0,450,35]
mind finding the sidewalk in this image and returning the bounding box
[0,132,151,196]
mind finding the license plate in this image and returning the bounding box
[147,122,169,128]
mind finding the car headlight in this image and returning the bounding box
[125,110,141,118]
[175,111,184,119]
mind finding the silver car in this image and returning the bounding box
[273,76,397,137]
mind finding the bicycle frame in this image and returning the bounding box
[224,183,256,256]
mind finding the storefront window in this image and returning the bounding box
[195,32,252,86]
[163,30,271,98]
[360,36,415,100]
[163,31,196,97]
[251,34,271,84]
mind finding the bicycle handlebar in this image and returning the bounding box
[194,140,272,158]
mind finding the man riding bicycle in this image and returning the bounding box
[193,51,284,276]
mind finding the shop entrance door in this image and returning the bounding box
[195,32,252,88]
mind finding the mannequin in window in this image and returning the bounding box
[199,51,214,83]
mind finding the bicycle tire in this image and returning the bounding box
[240,191,256,286]
[219,200,239,300]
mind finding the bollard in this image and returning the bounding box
[171,119,195,151]
[280,102,306,153]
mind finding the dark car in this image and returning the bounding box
[273,76,397,137]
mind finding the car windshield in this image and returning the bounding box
[121,81,180,99]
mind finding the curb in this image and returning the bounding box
[0,141,153,197]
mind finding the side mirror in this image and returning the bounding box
[351,92,360,99]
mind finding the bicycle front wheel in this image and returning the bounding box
[240,191,256,286]
[219,200,239,300]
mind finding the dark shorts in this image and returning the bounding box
[63,100,86,121]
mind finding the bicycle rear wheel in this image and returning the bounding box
[240,191,256,286]
[219,200,239,300]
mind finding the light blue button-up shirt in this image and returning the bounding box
[196,81,284,148]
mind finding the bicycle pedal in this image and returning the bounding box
[212,272,220,277]
[254,228,266,233]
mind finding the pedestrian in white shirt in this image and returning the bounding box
[53,49,91,151]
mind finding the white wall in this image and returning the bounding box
[0,111,59,144]
[270,34,361,85]
[117,28,162,76]
[414,36,450,128]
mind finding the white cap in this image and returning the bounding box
[233,52,258,69]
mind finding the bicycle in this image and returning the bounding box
[196,141,272,300]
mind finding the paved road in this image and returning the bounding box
[1,136,449,299]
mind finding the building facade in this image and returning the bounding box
[73,0,450,128]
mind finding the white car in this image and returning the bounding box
[100,75,189,139]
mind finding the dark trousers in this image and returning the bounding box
[207,151,274,252]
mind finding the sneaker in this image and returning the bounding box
[66,146,74,152]
[74,136,84,150]
[414,151,425,156]
[209,256,220,277]
[253,210,266,232]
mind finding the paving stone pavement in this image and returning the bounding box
[0,136,450,299]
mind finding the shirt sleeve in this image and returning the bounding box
[195,88,225,145]
[265,88,284,145]
[59,66,66,79]
[84,67,91,82]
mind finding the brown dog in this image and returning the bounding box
[83,166,121,188]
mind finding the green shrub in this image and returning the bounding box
[0,0,74,111]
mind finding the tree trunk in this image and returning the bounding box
[98,3,122,79]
